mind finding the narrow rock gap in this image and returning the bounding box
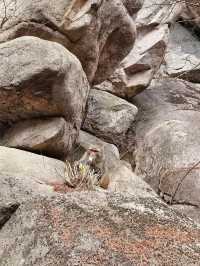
[0,202,20,230]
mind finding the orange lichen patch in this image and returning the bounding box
[52,184,75,193]
[92,223,200,264]
[48,207,74,247]
[145,225,200,244]
[93,225,153,262]
[93,225,113,238]
[52,183,89,193]
[21,93,58,114]
[49,207,64,228]
[108,238,153,262]
[75,253,108,265]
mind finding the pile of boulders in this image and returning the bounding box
[0,0,200,264]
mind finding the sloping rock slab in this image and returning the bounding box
[0,192,200,265]
[2,117,74,159]
[0,146,66,185]
[133,79,200,221]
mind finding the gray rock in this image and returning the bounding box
[163,23,200,83]
[133,79,200,221]
[136,0,184,27]
[0,36,89,153]
[0,0,137,83]
[0,146,67,185]
[96,24,169,98]
[172,204,200,225]
[2,117,75,159]
[101,161,157,197]
[1,191,200,265]
[83,89,138,149]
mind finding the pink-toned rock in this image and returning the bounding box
[95,24,169,98]
[2,118,75,158]
[133,79,200,222]
[0,36,89,153]
[0,0,138,83]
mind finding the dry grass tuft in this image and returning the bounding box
[63,160,101,191]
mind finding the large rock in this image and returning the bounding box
[1,117,75,159]
[136,0,184,27]
[1,191,200,265]
[0,0,137,83]
[163,23,200,83]
[100,161,157,197]
[0,146,67,185]
[83,89,138,149]
[96,24,169,98]
[181,1,200,35]
[133,79,200,221]
[0,36,89,152]
[1,144,200,265]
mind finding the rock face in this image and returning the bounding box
[100,160,157,197]
[2,117,74,159]
[0,0,137,83]
[94,19,169,98]
[83,89,138,148]
[0,36,89,153]
[1,0,200,264]
[136,0,183,27]
[1,191,200,265]
[163,23,200,83]
[133,79,200,221]
[0,146,67,185]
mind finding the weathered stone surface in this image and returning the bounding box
[133,79,200,221]
[83,89,138,148]
[101,161,157,197]
[125,24,168,97]
[1,191,200,265]
[2,117,75,159]
[136,0,183,27]
[163,23,200,83]
[0,146,67,185]
[172,204,200,225]
[122,0,144,16]
[182,1,200,33]
[69,130,120,172]
[0,0,137,83]
[0,36,89,151]
[95,24,169,98]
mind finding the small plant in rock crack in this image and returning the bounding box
[63,160,101,190]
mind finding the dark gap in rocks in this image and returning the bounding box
[0,203,20,230]
[178,20,200,41]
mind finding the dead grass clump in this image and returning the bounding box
[53,161,101,193]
